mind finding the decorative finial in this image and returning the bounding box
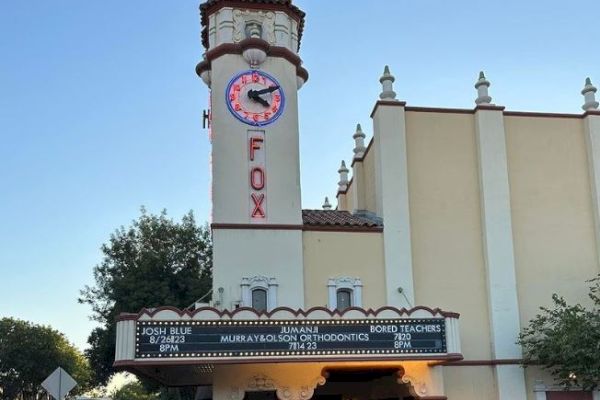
[582,77,599,111]
[379,65,397,100]
[353,123,367,159]
[338,160,349,192]
[322,197,332,210]
[474,70,493,105]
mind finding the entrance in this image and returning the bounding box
[312,368,417,400]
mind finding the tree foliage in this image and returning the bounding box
[519,275,600,390]
[111,381,159,400]
[0,318,92,400]
[79,209,212,386]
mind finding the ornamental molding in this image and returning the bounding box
[232,9,276,44]
[119,305,460,321]
[276,374,326,400]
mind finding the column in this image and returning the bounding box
[474,71,527,399]
[371,66,415,307]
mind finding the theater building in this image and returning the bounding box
[114,1,600,399]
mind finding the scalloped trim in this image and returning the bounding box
[117,305,460,321]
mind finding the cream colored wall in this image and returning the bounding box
[302,231,385,309]
[443,366,498,400]
[505,116,600,327]
[363,148,378,214]
[404,111,493,361]
[345,180,355,212]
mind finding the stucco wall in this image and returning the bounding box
[443,366,498,400]
[505,116,600,327]
[302,231,385,309]
[345,180,355,213]
[363,145,378,215]
[404,111,492,360]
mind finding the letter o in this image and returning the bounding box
[250,167,265,190]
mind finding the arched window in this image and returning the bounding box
[328,277,362,310]
[251,288,268,312]
[241,276,278,311]
[336,288,352,311]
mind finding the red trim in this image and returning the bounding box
[405,106,474,115]
[211,223,302,230]
[116,305,460,322]
[114,353,463,368]
[431,358,522,366]
[370,100,407,118]
[210,223,383,233]
[198,42,307,83]
[475,104,506,111]
[351,138,374,167]
[504,110,583,119]
[337,177,353,197]
[303,226,382,233]
[371,102,591,119]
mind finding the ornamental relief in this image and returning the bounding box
[230,373,326,400]
[233,9,276,44]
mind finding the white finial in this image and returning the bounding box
[582,77,599,111]
[353,123,367,159]
[322,197,332,210]
[338,160,349,192]
[379,65,397,100]
[475,71,493,105]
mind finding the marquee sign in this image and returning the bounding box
[135,318,446,359]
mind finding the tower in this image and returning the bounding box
[196,0,308,310]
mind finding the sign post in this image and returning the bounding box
[41,367,77,400]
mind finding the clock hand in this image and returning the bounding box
[247,89,270,107]
[255,96,270,107]
[254,85,280,95]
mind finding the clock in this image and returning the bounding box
[226,70,285,127]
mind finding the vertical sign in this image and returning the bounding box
[248,130,266,221]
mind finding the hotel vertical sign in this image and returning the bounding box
[248,130,266,221]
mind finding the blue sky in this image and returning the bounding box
[1,0,599,351]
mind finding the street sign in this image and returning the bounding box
[41,367,77,400]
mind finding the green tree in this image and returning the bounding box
[79,209,212,386]
[0,318,92,400]
[112,381,159,400]
[518,275,600,390]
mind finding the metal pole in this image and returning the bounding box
[58,368,62,400]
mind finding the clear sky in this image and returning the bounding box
[1,0,599,351]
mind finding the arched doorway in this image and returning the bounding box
[312,367,420,400]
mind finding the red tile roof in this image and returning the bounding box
[302,210,382,231]
[199,0,306,50]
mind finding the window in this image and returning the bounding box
[241,276,278,311]
[336,289,352,311]
[252,288,268,312]
[328,277,362,310]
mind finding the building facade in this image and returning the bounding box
[114,1,600,399]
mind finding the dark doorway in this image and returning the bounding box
[313,368,416,400]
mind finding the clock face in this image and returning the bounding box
[226,70,285,127]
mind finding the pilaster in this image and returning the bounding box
[475,104,526,399]
[584,113,600,265]
[581,77,600,265]
[371,91,415,307]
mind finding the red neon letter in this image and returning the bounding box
[250,167,265,190]
[249,137,264,161]
[251,193,265,218]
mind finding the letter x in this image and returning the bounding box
[251,193,265,218]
